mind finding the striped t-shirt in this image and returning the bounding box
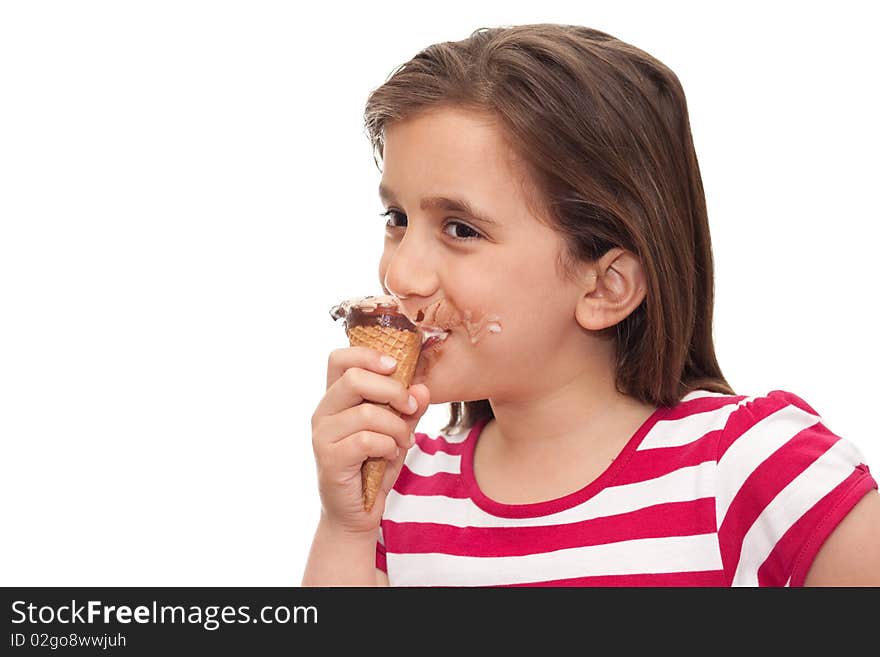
[376,389,876,586]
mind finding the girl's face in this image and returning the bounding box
[378,106,592,404]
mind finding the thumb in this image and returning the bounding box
[401,383,431,433]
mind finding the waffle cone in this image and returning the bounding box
[346,324,421,511]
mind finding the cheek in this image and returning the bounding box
[377,250,391,290]
[472,283,575,355]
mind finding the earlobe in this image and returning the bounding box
[574,248,646,331]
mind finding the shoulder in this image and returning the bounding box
[714,389,867,472]
[676,388,821,435]
[718,389,822,441]
[713,388,866,476]
[709,388,877,585]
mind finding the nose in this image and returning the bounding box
[381,224,439,301]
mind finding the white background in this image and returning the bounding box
[1,1,877,585]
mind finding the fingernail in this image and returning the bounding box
[407,395,417,413]
[380,355,397,369]
[409,432,415,447]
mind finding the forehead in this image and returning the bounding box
[380,107,530,200]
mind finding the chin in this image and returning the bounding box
[412,368,489,405]
[412,331,499,402]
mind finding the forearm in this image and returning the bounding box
[301,514,381,586]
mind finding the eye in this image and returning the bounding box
[380,209,407,228]
[380,210,483,241]
[442,220,483,241]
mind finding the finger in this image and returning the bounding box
[381,436,410,494]
[406,384,430,413]
[364,438,410,520]
[331,430,400,470]
[400,383,432,432]
[326,346,398,390]
[375,387,432,500]
[317,367,416,418]
[368,393,431,518]
[319,403,412,450]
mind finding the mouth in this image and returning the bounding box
[421,335,447,352]
[419,326,451,352]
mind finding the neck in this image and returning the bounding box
[484,344,656,457]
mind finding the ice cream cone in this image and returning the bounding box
[346,324,420,511]
[330,296,422,512]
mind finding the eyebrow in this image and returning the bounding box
[378,184,499,226]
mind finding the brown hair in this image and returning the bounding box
[364,23,734,434]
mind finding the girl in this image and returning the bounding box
[303,24,880,586]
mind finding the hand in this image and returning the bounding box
[311,346,431,535]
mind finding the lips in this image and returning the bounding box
[419,325,450,352]
[421,335,443,351]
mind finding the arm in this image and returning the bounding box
[803,490,880,586]
[303,348,430,587]
[301,515,385,586]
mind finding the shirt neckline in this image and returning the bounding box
[459,403,673,518]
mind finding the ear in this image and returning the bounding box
[574,248,647,331]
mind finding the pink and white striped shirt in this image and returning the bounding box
[376,389,876,586]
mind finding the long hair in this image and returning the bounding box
[364,23,734,433]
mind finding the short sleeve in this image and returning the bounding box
[715,389,877,586]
